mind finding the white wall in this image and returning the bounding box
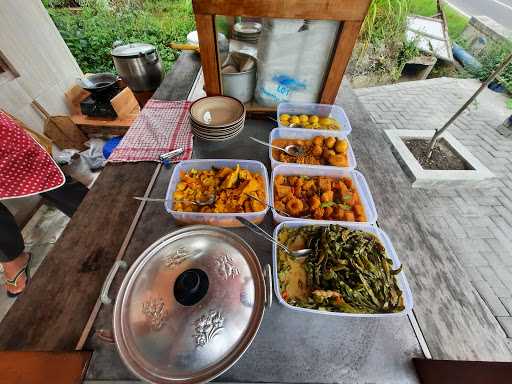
[0,0,83,134]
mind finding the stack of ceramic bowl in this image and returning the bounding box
[232,22,262,44]
[189,96,246,141]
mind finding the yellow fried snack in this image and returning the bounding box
[173,165,266,213]
[271,136,350,167]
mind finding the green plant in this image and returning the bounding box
[46,0,194,74]
[506,99,512,110]
[352,0,416,81]
[467,42,512,93]
[361,0,410,48]
[409,0,469,40]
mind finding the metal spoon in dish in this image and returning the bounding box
[236,216,312,259]
[249,137,306,157]
[134,194,216,206]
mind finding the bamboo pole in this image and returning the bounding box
[426,51,512,159]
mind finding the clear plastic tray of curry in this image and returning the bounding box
[165,159,269,227]
[277,102,352,135]
[273,220,413,317]
[270,164,377,224]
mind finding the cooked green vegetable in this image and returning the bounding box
[277,224,404,314]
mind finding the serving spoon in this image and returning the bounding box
[134,194,216,206]
[250,137,306,157]
[236,216,312,259]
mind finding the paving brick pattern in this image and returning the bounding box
[355,77,512,337]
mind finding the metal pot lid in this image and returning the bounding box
[112,42,156,57]
[113,225,266,384]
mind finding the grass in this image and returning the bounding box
[45,0,195,73]
[351,0,470,84]
[410,0,469,40]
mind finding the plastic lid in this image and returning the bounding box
[112,43,155,57]
[112,226,266,383]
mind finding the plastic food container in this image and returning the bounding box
[165,159,269,227]
[272,220,414,317]
[270,164,377,224]
[269,127,357,170]
[277,102,352,136]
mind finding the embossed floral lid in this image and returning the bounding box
[112,225,270,384]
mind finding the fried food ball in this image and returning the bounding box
[309,115,319,124]
[334,139,348,153]
[323,149,336,160]
[289,115,300,125]
[312,136,324,146]
[325,136,336,149]
[299,115,309,123]
[328,154,348,167]
[280,114,290,122]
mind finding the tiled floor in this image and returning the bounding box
[356,77,512,338]
[0,205,68,321]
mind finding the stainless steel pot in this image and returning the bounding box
[100,225,272,384]
[221,52,257,104]
[111,42,164,92]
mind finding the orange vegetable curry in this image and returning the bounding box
[173,164,266,213]
[273,175,367,222]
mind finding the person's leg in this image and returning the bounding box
[41,176,88,217]
[0,203,30,295]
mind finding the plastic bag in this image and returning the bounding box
[52,148,79,165]
[254,18,340,107]
[80,138,106,171]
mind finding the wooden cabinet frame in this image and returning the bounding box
[192,0,371,106]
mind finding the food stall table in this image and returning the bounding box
[82,62,424,383]
[0,52,423,382]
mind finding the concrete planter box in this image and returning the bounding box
[385,129,495,189]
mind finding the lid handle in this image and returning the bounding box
[142,50,159,65]
[101,260,128,305]
[174,269,209,306]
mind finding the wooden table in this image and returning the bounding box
[82,117,423,383]
[0,51,427,382]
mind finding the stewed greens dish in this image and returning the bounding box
[277,224,404,314]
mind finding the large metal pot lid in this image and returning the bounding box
[112,42,156,58]
[112,225,267,384]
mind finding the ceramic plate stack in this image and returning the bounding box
[232,22,262,44]
[189,96,246,142]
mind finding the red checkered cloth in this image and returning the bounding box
[108,100,193,163]
[0,110,65,199]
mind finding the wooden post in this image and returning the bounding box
[195,14,222,95]
[320,21,363,103]
[192,0,372,109]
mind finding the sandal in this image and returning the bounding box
[4,253,32,298]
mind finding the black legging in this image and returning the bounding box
[0,203,24,262]
[0,177,88,262]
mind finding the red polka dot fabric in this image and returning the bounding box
[0,111,64,199]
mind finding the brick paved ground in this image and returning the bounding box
[355,77,512,337]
